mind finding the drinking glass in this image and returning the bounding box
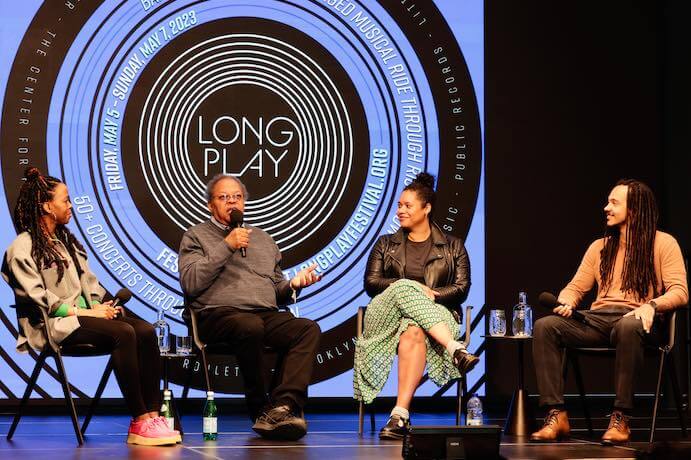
[489,309,507,336]
[176,336,192,355]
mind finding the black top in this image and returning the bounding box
[404,237,432,283]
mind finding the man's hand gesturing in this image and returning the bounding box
[290,263,322,290]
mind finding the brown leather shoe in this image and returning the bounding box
[453,348,480,374]
[601,411,630,445]
[530,409,570,442]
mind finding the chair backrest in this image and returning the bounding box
[661,255,688,352]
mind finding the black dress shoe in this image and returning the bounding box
[379,415,410,440]
[453,348,480,374]
[252,404,307,441]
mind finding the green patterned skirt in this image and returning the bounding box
[353,279,460,404]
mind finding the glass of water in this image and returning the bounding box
[489,309,507,336]
[176,336,192,355]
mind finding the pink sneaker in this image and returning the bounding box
[154,416,182,443]
[126,417,178,446]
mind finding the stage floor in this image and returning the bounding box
[1,411,688,459]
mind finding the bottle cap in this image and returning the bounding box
[207,391,214,398]
[163,389,171,398]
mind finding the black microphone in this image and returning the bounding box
[108,288,132,318]
[112,288,132,307]
[229,209,246,257]
[538,291,590,325]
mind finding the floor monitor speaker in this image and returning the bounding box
[402,425,503,459]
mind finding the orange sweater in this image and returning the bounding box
[559,231,688,312]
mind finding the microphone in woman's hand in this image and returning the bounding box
[112,288,132,307]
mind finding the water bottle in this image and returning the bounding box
[203,391,218,441]
[512,291,533,336]
[467,394,483,426]
[160,389,174,431]
[154,309,170,353]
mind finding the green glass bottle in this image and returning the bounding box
[160,389,174,431]
[203,391,218,441]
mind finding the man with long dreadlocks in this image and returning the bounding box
[2,167,180,446]
[530,179,688,445]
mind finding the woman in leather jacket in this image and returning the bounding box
[353,173,479,440]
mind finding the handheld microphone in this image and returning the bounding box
[111,288,132,308]
[109,288,132,318]
[229,209,246,258]
[538,291,590,325]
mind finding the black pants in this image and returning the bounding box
[61,315,161,418]
[199,308,321,419]
[533,308,666,410]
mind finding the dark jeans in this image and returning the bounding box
[532,308,666,410]
[198,307,321,420]
[61,314,162,418]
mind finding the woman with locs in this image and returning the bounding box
[3,167,180,446]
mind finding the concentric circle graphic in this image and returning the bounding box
[122,18,369,261]
[1,0,482,393]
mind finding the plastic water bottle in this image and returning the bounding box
[467,394,483,426]
[160,389,174,431]
[203,391,218,441]
[154,309,170,353]
[512,291,533,336]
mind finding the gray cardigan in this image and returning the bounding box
[2,232,105,352]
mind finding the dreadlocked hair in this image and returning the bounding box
[404,172,436,218]
[13,167,85,282]
[599,179,659,301]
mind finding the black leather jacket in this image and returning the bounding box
[364,223,471,315]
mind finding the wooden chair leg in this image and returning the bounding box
[81,356,113,436]
[54,353,84,445]
[7,350,48,440]
[666,354,687,437]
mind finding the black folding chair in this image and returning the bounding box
[357,305,474,435]
[565,309,688,443]
[6,304,114,445]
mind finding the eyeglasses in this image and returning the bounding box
[215,193,244,203]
